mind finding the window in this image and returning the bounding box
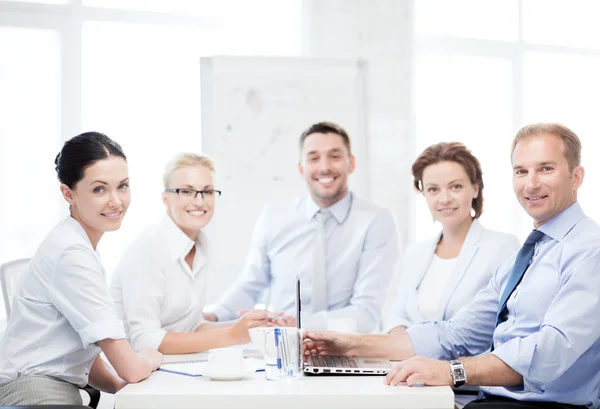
[415,0,519,42]
[0,2,302,315]
[522,0,600,49]
[415,53,515,242]
[523,52,600,230]
[0,27,61,319]
[415,1,600,243]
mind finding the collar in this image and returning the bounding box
[430,218,484,248]
[159,214,206,262]
[304,191,353,224]
[64,216,95,250]
[463,218,485,246]
[536,202,585,242]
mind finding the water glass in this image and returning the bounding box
[262,327,303,381]
[280,328,303,380]
[263,328,282,381]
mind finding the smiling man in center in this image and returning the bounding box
[204,121,399,332]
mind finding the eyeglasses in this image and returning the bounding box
[164,188,222,200]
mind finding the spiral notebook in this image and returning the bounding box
[162,353,208,365]
[159,361,207,376]
[159,357,264,377]
[161,344,262,366]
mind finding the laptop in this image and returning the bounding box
[295,277,393,375]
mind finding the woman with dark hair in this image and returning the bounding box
[0,132,162,406]
[387,142,519,332]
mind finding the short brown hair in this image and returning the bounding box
[511,123,581,171]
[412,142,485,218]
[299,121,352,154]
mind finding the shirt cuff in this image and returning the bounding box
[406,322,444,358]
[78,319,126,349]
[492,339,541,393]
[209,305,237,322]
[384,319,411,333]
[132,328,168,351]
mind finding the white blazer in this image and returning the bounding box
[386,219,519,330]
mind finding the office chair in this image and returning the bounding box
[0,258,30,319]
[0,406,89,409]
[0,259,101,409]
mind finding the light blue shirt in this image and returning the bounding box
[408,202,600,408]
[209,192,399,332]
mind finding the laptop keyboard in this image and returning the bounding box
[309,355,359,368]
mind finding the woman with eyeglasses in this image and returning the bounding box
[0,132,162,406]
[110,153,268,354]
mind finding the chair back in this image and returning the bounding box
[0,258,31,319]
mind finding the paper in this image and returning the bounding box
[161,346,262,365]
[159,358,265,377]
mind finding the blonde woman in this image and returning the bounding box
[110,153,268,354]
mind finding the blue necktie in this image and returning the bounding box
[496,229,545,326]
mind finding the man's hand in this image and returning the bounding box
[229,310,269,343]
[302,331,358,356]
[384,356,452,387]
[137,347,163,371]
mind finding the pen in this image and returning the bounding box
[275,327,282,372]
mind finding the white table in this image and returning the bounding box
[115,368,454,409]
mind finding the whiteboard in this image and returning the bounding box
[200,56,368,302]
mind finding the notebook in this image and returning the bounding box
[159,358,264,377]
[162,352,208,365]
[161,344,262,365]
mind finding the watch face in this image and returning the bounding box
[453,367,466,381]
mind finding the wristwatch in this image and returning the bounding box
[449,360,467,387]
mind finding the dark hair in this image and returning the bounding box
[412,142,485,218]
[299,121,352,154]
[55,131,127,188]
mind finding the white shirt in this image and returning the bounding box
[417,255,457,321]
[110,215,209,351]
[208,192,399,332]
[0,217,125,387]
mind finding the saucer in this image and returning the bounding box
[202,361,259,381]
[202,369,248,381]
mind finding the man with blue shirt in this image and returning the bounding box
[204,122,399,332]
[304,123,600,408]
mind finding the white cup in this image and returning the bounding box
[206,348,244,375]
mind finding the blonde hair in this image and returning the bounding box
[511,123,581,171]
[163,153,216,189]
